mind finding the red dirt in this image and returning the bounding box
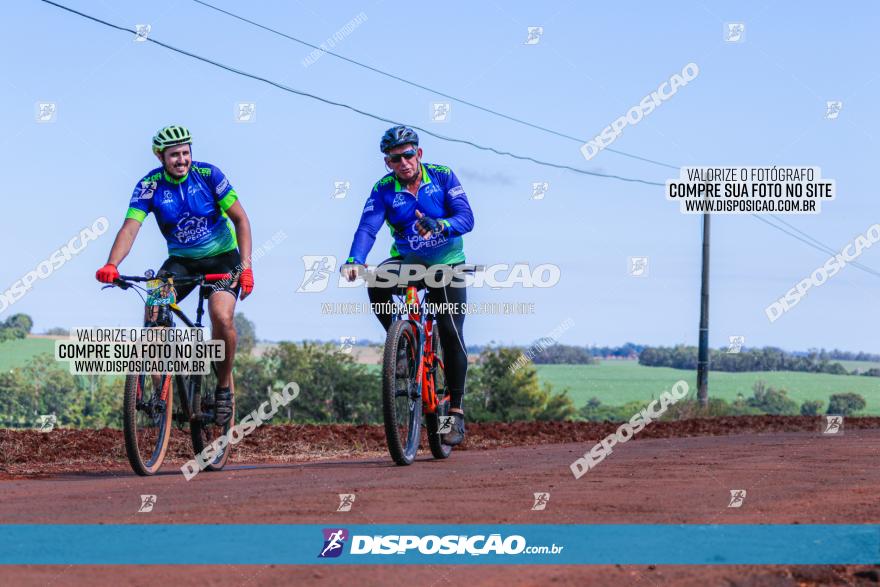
[2,419,879,585]
[2,416,875,477]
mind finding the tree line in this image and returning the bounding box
[638,345,852,375]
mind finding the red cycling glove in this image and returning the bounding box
[96,263,119,284]
[239,268,254,297]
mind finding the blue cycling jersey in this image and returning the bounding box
[125,162,239,259]
[347,163,474,265]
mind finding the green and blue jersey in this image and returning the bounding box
[347,163,474,265]
[126,162,239,259]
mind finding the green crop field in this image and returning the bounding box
[536,360,880,414]
[2,338,878,414]
[835,360,880,373]
[0,337,56,372]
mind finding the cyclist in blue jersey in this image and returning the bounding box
[96,125,253,426]
[342,125,474,445]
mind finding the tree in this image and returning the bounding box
[234,313,257,355]
[466,347,576,422]
[746,381,798,415]
[826,393,867,416]
[3,313,33,334]
[800,400,824,416]
[241,342,381,423]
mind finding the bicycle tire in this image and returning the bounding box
[426,327,453,459]
[188,374,235,472]
[382,319,421,465]
[123,373,174,476]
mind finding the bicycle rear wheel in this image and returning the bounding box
[188,374,235,472]
[123,373,174,476]
[382,319,422,465]
[425,328,453,459]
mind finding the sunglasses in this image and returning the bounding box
[385,149,418,163]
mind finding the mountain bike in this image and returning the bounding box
[377,265,477,466]
[104,270,236,476]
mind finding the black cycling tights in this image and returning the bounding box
[367,259,468,411]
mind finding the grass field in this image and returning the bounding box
[3,338,878,414]
[537,360,880,414]
[835,359,880,373]
[0,337,55,372]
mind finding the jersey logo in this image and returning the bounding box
[138,180,157,200]
[408,233,448,250]
[160,190,175,205]
[174,213,209,244]
[215,177,229,195]
[448,186,465,198]
[392,193,407,208]
[362,198,375,213]
[187,184,202,196]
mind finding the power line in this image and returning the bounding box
[38,0,880,279]
[193,0,876,284]
[765,214,880,277]
[191,0,680,171]
[750,215,880,278]
[40,0,664,187]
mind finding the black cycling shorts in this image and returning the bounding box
[158,249,241,302]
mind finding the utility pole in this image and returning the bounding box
[697,212,710,406]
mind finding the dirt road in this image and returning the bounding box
[2,425,879,585]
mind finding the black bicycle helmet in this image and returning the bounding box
[380,125,419,153]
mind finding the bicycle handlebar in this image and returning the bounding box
[115,273,233,287]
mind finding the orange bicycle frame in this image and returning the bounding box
[406,285,440,414]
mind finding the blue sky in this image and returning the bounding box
[1,0,877,351]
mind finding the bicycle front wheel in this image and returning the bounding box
[123,373,174,476]
[382,319,422,465]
